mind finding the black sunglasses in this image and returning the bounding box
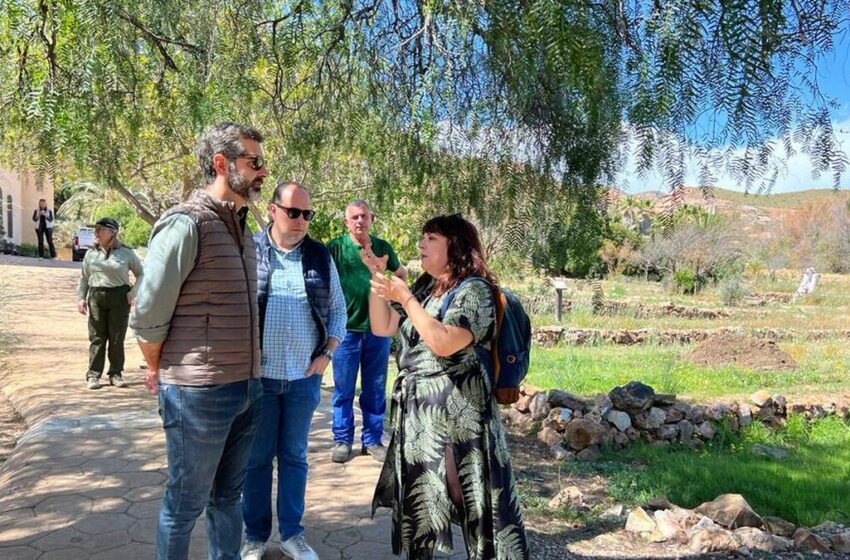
[238,153,265,171]
[272,203,315,221]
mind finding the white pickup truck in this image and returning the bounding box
[72,226,96,262]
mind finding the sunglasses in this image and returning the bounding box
[238,153,265,171]
[272,203,315,221]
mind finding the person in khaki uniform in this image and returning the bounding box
[76,217,143,389]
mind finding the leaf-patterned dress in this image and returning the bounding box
[372,276,529,560]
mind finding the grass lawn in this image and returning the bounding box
[526,340,850,399]
[598,415,850,526]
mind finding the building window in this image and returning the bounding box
[6,195,12,238]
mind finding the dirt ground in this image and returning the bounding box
[686,332,798,371]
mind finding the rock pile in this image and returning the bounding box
[502,382,850,461]
[532,326,850,347]
[619,494,850,554]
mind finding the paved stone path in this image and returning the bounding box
[0,256,466,559]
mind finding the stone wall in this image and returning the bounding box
[503,381,850,463]
[533,326,850,347]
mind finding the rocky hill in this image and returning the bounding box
[631,187,850,239]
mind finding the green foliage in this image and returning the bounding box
[18,243,38,257]
[93,201,152,248]
[600,416,850,526]
[531,192,608,277]
[526,341,850,399]
[719,276,748,306]
[673,268,701,294]
[0,0,846,259]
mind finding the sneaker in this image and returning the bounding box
[331,442,351,463]
[362,444,387,463]
[87,377,101,390]
[240,540,266,560]
[280,534,318,560]
[109,374,127,388]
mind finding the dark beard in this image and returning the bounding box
[227,163,262,202]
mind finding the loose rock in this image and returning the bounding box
[564,419,607,451]
[547,389,588,411]
[604,410,631,432]
[625,507,656,534]
[609,381,655,413]
[793,528,833,553]
[689,528,740,553]
[695,494,763,529]
[734,527,793,552]
[762,516,796,538]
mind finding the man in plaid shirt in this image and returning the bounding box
[241,182,347,560]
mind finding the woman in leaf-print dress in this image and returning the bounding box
[363,214,529,560]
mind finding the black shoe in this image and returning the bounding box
[332,443,352,463]
[362,444,387,463]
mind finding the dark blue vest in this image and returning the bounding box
[255,227,332,359]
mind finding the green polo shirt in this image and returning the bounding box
[327,233,400,332]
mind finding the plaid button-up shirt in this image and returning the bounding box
[260,239,347,380]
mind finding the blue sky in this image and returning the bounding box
[622,31,850,194]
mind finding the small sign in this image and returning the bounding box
[552,279,567,291]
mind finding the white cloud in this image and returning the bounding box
[618,119,850,194]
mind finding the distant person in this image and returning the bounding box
[76,217,143,389]
[32,198,56,258]
[327,199,405,463]
[130,122,268,560]
[241,182,347,560]
[364,214,529,559]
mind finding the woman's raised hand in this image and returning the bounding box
[370,273,411,304]
[359,244,388,274]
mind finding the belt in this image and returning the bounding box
[90,285,130,291]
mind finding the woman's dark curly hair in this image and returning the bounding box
[422,214,498,296]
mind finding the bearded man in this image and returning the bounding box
[130,122,269,560]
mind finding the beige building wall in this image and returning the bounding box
[0,169,55,246]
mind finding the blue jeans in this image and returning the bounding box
[331,330,391,447]
[156,378,262,560]
[242,375,322,542]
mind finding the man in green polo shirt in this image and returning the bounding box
[327,199,406,463]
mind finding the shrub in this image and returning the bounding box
[719,276,748,306]
[673,268,699,294]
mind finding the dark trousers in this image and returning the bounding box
[87,285,130,379]
[35,228,56,258]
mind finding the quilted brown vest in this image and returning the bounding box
[157,189,260,385]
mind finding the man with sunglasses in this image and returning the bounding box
[130,122,268,560]
[327,199,406,464]
[241,182,347,560]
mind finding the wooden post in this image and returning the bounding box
[553,279,567,323]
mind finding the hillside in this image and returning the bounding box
[627,187,849,238]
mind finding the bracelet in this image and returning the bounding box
[401,294,416,307]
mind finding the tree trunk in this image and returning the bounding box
[108,176,157,225]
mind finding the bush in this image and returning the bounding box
[673,268,699,294]
[18,243,39,257]
[719,276,748,306]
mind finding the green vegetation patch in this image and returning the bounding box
[527,341,850,399]
[598,415,850,526]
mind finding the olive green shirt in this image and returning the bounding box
[327,233,400,332]
[76,242,144,300]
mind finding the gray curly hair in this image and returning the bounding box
[195,122,264,184]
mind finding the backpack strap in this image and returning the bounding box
[439,276,503,385]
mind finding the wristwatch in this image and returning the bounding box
[320,348,334,361]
